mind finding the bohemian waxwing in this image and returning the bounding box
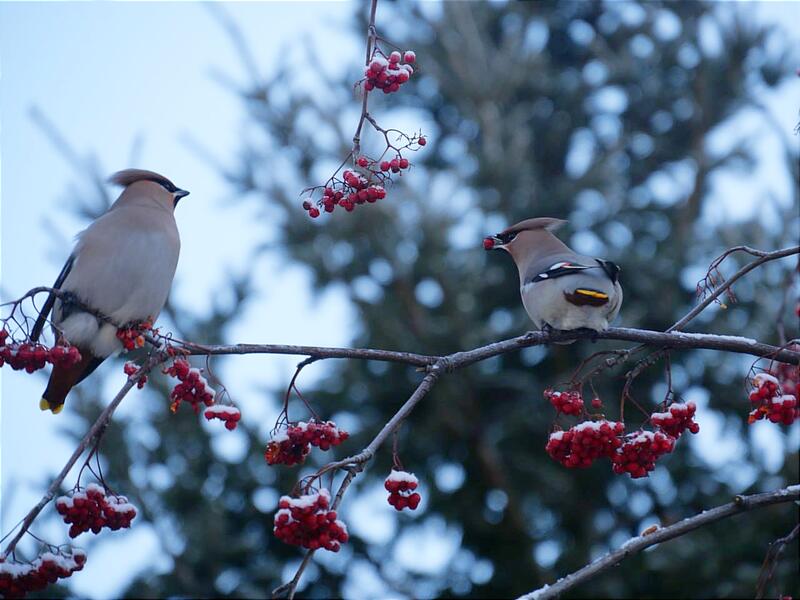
[31,169,188,413]
[484,217,622,332]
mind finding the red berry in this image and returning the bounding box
[357,156,369,168]
[418,136,427,146]
[403,51,416,64]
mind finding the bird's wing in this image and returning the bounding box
[30,255,74,342]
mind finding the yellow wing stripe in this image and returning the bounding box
[575,289,609,299]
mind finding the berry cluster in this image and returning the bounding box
[115,320,152,351]
[204,405,241,430]
[123,361,147,389]
[650,402,700,438]
[363,50,415,94]
[264,420,349,466]
[384,470,421,511]
[273,489,349,552]
[55,484,137,538]
[0,549,86,598]
[612,430,675,479]
[163,358,215,414]
[0,331,82,374]
[303,174,388,218]
[544,388,584,416]
[748,372,799,425]
[545,420,625,468]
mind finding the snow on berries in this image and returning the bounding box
[273,489,349,552]
[55,483,136,538]
[363,48,415,94]
[545,420,625,469]
[123,361,147,389]
[264,420,349,466]
[163,358,214,414]
[611,430,676,479]
[650,402,700,438]
[0,548,86,598]
[204,405,241,430]
[384,470,421,511]
[0,337,82,374]
[748,372,798,426]
[544,388,584,416]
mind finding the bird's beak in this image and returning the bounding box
[483,235,503,251]
[174,189,190,206]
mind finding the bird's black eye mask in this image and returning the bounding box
[496,231,517,244]
[143,178,190,206]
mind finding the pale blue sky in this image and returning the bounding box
[1,2,799,598]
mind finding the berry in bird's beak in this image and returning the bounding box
[483,237,495,250]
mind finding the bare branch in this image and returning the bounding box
[519,485,800,600]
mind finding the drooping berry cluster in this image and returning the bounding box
[264,420,349,466]
[115,320,153,351]
[545,420,625,468]
[0,549,86,598]
[204,405,241,430]
[0,330,82,374]
[55,484,137,538]
[303,176,387,218]
[611,430,676,479]
[163,358,215,414]
[544,388,584,416]
[650,402,700,438]
[384,470,421,511]
[273,489,349,552]
[748,372,799,425]
[363,50,415,94]
[123,361,147,389]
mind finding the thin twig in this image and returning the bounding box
[755,522,800,599]
[518,485,800,600]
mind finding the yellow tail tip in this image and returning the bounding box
[39,398,64,414]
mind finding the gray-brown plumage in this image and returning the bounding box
[484,217,622,332]
[32,169,188,413]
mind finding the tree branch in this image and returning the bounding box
[0,355,162,559]
[518,485,800,600]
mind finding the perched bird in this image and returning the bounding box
[484,217,622,332]
[31,169,188,413]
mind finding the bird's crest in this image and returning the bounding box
[109,169,177,191]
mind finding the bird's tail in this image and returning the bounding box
[40,350,103,414]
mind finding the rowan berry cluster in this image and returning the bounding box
[123,361,147,389]
[650,402,700,438]
[55,483,136,538]
[0,549,86,598]
[264,420,349,466]
[363,50,415,94]
[204,405,241,430]
[273,489,349,552]
[544,388,584,416]
[0,329,82,374]
[384,470,421,511]
[303,175,388,218]
[611,430,676,479]
[748,372,799,425]
[163,358,215,414]
[545,420,625,468]
[115,320,153,351]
